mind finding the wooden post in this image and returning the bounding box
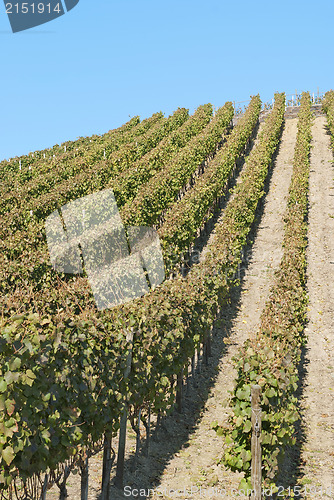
[115,329,134,489]
[207,330,212,358]
[131,407,142,472]
[204,339,209,366]
[153,410,161,441]
[144,406,151,457]
[80,457,89,500]
[251,385,262,500]
[170,374,175,403]
[115,396,129,488]
[102,434,109,491]
[191,354,196,388]
[196,345,201,374]
[176,370,183,413]
[101,434,113,500]
[186,359,191,395]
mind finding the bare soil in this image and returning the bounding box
[297,116,334,498]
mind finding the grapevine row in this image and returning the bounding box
[109,104,213,207]
[159,95,261,273]
[120,102,234,226]
[0,104,226,302]
[0,115,142,194]
[216,92,312,490]
[0,109,187,217]
[322,89,334,139]
[0,93,285,492]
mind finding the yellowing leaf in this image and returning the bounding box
[2,446,14,466]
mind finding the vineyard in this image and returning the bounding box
[0,91,333,499]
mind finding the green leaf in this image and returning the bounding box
[26,369,36,381]
[239,478,252,491]
[5,400,15,416]
[235,416,243,427]
[2,446,15,466]
[249,370,257,380]
[243,420,252,433]
[236,385,251,401]
[265,387,276,399]
[216,427,225,437]
[9,358,21,371]
[278,428,287,438]
[0,380,7,393]
[41,429,51,441]
[4,372,16,384]
[225,435,233,445]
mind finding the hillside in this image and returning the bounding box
[0,92,333,500]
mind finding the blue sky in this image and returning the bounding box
[1,0,333,161]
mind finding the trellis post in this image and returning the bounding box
[251,385,262,500]
[101,433,113,499]
[176,370,183,413]
[115,329,134,488]
[80,456,89,500]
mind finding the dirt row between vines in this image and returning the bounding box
[45,115,299,500]
[135,117,298,500]
[297,115,334,499]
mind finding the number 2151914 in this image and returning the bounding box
[6,3,62,14]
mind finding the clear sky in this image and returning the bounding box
[1,0,333,161]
